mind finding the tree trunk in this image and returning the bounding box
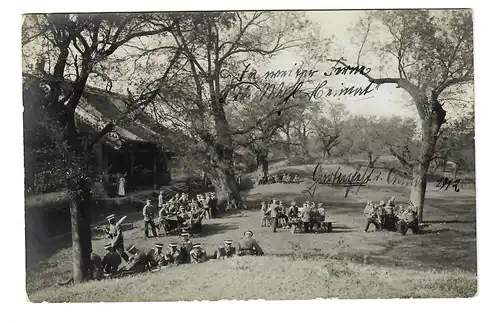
[442,157,447,173]
[410,107,443,223]
[453,163,460,179]
[257,150,269,174]
[69,192,92,283]
[284,124,292,163]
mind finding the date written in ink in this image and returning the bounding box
[436,177,461,192]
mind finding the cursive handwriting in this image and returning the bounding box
[302,163,376,198]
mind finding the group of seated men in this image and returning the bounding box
[143,192,219,238]
[261,199,327,233]
[363,197,419,235]
[89,230,264,280]
[257,172,300,185]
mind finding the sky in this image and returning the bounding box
[22,10,473,121]
[263,10,418,119]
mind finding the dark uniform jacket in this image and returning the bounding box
[102,251,122,274]
[165,249,182,265]
[90,252,103,279]
[216,246,236,259]
[147,249,168,269]
[190,249,209,263]
[143,205,155,221]
[269,203,279,218]
[237,237,264,256]
[287,205,299,218]
[125,251,148,273]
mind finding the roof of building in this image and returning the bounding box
[23,73,175,150]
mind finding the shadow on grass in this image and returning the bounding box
[199,223,241,237]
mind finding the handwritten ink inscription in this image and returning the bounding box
[222,57,380,103]
[301,163,466,199]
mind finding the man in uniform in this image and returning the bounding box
[363,201,381,232]
[146,243,168,270]
[260,201,269,227]
[237,230,264,256]
[121,245,148,275]
[102,243,122,277]
[397,201,420,235]
[314,202,326,232]
[165,242,182,265]
[300,202,312,233]
[287,201,299,220]
[278,201,288,228]
[269,199,279,233]
[143,199,158,238]
[90,249,103,280]
[214,239,237,259]
[189,243,209,263]
[179,231,193,263]
[384,197,397,231]
[106,214,129,262]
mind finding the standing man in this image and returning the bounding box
[301,202,312,233]
[203,193,211,219]
[143,199,158,238]
[102,243,122,277]
[363,201,381,232]
[269,199,279,233]
[106,214,129,262]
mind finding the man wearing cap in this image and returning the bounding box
[90,249,104,280]
[102,243,122,276]
[121,245,148,275]
[237,230,264,256]
[300,202,312,233]
[214,239,236,260]
[363,201,381,232]
[287,201,299,220]
[165,243,182,265]
[143,199,158,239]
[260,201,270,227]
[189,243,209,263]
[269,199,280,233]
[106,214,129,262]
[376,200,387,230]
[147,243,168,270]
[179,232,193,263]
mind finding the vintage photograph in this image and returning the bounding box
[22,9,475,302]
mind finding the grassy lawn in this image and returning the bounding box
[26,163,477,301]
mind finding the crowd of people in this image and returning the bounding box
[257,171,300,185]
[60,185,420,285]
[87,229,264,281]
[363,197,419,235]
[142,191,219,238]
[260,199,328,233]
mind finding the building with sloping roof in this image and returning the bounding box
[23,74,173,196]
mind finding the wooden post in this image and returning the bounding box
[153,152,158,190]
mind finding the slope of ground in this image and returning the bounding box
[29,256,475,302]
[26,162,476,301]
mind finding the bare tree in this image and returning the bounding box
[22,13,179,282]
[344,10,473,222]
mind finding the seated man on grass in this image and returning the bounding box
[119,245,148,276]
[214,239,237,260]
[189,243,209,263]
[237,230,264,256]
